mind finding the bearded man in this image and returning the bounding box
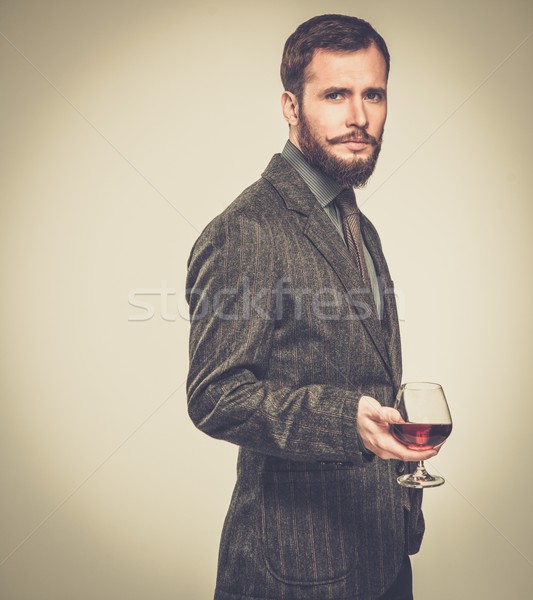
[186,14,440,600]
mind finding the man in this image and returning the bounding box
[186,14,441,600]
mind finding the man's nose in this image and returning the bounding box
[347,98,368,129]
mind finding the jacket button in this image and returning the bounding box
[396,462,406,475]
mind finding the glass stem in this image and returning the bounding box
[415,461,429,477]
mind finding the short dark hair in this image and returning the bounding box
[281,14,390,100]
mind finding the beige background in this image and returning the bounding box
[1,0,532,598]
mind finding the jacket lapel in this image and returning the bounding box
[262,155,393,379]
[304,205,393,378]
[361,215,402,388]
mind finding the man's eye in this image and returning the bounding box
[326,92,342,100]
[365,92,383,102]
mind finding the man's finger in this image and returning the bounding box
[379,407,404,424]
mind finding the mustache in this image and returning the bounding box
[328,130,381,146]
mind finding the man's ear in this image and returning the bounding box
[281,91,299,126]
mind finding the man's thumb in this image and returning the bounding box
[380,407,404,424]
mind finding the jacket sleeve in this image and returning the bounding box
[186,211,388,464]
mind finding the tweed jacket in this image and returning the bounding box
[186,154,424,600]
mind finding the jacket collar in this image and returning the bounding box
[262,153,317,215]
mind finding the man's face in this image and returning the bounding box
[291,44,388,187]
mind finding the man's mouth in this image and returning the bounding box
[330,134,377,146]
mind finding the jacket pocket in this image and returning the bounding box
[260,467,355,585]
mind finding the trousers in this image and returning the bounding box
[378,554,413,600]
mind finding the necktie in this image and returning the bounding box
[334,188,370,285]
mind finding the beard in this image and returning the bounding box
[297,111,383,188]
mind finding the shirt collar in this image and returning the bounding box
[281,140,344,208]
